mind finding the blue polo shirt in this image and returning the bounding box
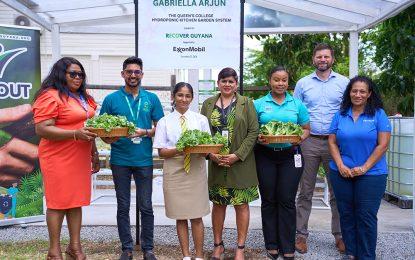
[254,92,309,148]
[328,108,391,175]
[100,87,164,167]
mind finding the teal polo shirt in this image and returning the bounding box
[100,87,164,167]
[254,92,309,148]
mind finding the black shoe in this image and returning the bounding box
[143,250,157,260]
[120,251,133,260]
[265,250,279,260]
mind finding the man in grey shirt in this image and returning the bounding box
[294,43,349,254]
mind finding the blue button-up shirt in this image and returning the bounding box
[100,87,164,167]
[328,108,391,175]
[294,71,349,135]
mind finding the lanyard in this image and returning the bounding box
[219,94,236,126]
[68,92,89,119]
[124,95,141,124]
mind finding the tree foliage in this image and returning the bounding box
[244,6,414,115]
[361,5,414,115]
[244,33,351,99]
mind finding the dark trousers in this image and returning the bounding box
[330,170,387,260]
[111,164,154,252]
[254,144,303,254]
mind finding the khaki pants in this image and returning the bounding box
[296,136,341,238]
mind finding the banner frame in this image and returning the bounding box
[0,24,44,226]
[0,23,41,31]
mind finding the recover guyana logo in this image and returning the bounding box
[0,43,32,99]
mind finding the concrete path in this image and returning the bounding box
[74,192,414,233]
[4,189,414,259]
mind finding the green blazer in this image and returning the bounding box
[201,93,259,189]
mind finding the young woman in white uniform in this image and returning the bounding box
[153,82,210,260]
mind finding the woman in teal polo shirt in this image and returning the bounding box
[254,66,310,260]
[328,76,391,260]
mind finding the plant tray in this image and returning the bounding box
[85,127,129,137]
[184,144,224,154]
[262,135,301,144]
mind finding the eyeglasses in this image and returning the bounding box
[66,71,85,79]
[124,69,143,76]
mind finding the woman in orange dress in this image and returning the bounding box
[32,57,100,260]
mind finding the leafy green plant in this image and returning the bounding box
[259,121,303,136]
[317,165,326,178]
[176,130,227,152]
[15,170,43,218]
[86,113,136,134]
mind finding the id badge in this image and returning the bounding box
[294,154,302,168]
[131,137,142,144]
[221,129,229,140]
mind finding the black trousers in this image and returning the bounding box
[254,144,303,254]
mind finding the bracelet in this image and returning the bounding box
[73,130,77,141]
[145,129,149,137]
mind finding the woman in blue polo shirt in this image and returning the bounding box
[254,66,310,260]
[328,76,391,260]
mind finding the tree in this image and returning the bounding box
[244,33,351,99]
[361,5,414,115]
[244,6,414,116]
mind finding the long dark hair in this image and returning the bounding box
[171,82,193,111]
[340,76,384,116]
[34,57,91,101]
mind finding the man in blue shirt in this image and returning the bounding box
[294,43,349,254]
[101,57,164,260]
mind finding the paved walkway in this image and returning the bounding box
[74,190,414,233]
[3,188,414,259]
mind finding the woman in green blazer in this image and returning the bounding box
[201,67,259,260]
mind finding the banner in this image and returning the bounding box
[139,0,241,69]
[0,24,43,225]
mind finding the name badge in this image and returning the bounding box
[221,129,229,140]
[131,137,142,144]
[294,154,302,168]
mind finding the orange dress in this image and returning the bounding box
[32,89,96,209]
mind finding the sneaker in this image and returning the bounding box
[143,250,157,260]
[120,251,133,260]
[295,236,308,254]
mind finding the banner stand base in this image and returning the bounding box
[0,215,45,227]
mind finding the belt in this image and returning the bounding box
[257,144,298,152]
[310,134,329,140]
